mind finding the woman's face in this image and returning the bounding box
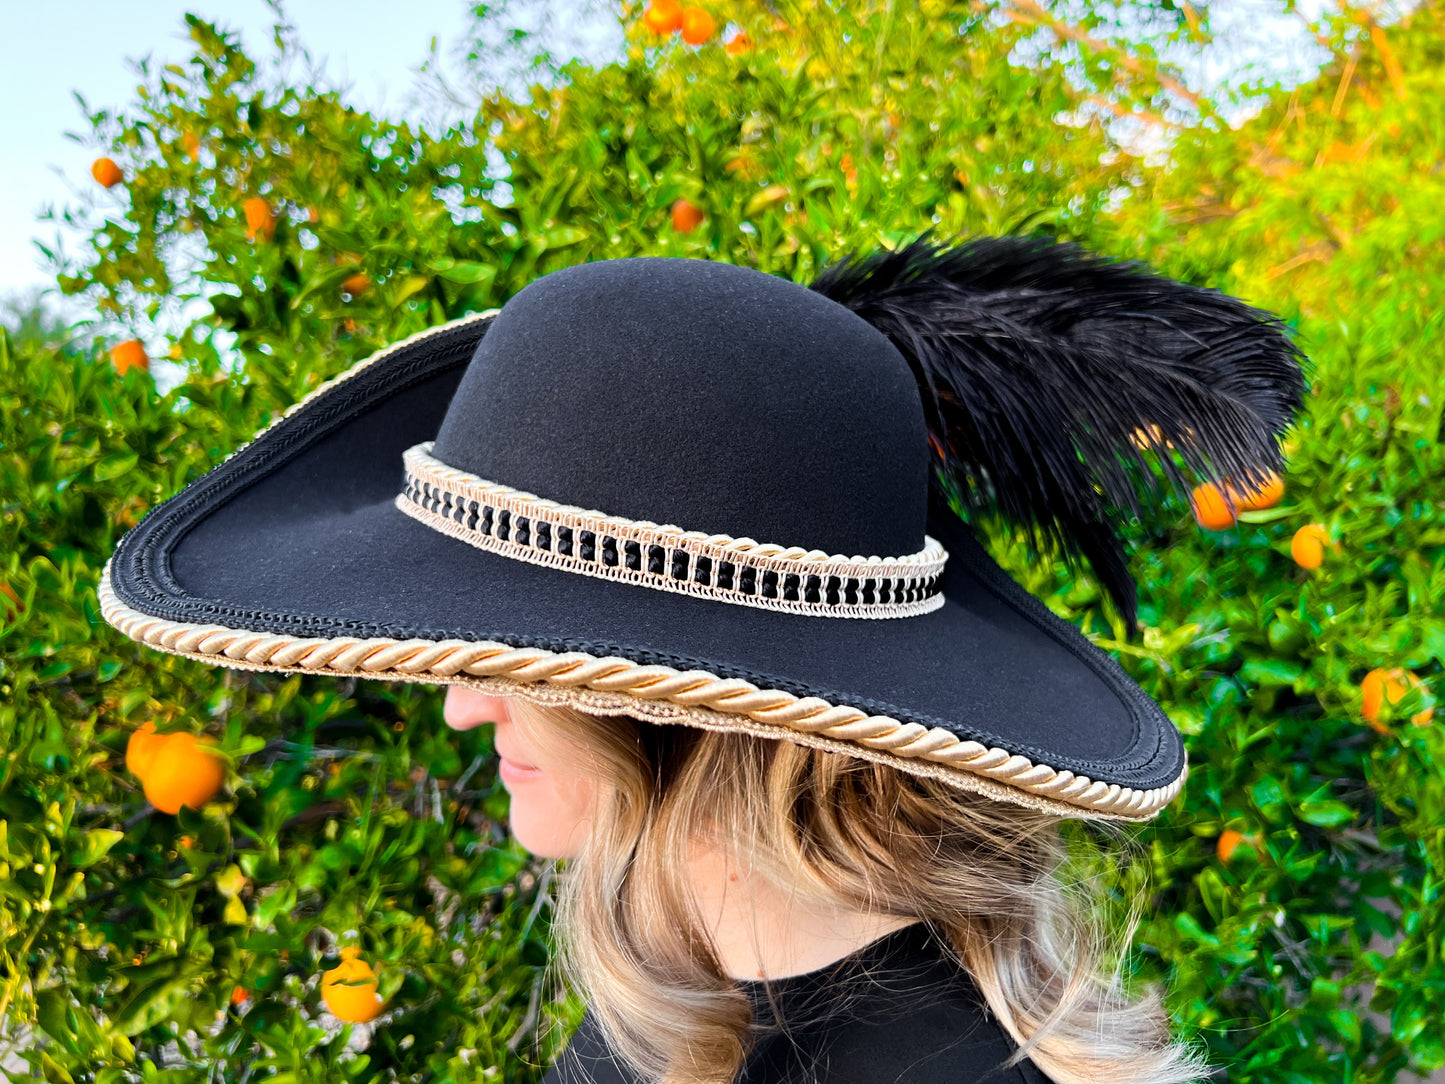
[442,686,597,859]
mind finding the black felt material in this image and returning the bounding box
[109,259,1186,793]
[543,922,1052,1084]
[432,257,928,557]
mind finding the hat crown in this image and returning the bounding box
[431,256,928,556]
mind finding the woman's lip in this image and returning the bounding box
[499,756,543,784]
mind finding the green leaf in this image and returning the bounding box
[253,883,297,927]
[1415,1029,1445,1071]
[109,1031,136,1064]
[232,734,268,757]
[223,894,248,925]
[215,863,248,897]
[1251,777,1289,821]
[1328,1007,1362,1047]
[432,259,496,286]
[1421,621,1445,666]
[1235,505,1299,523]
[1239,658,1305,686]
[1297,798,1355,828]
[113,972,197,1036]
[392,275,431,305]
[70,828,125,868]
[1267,618,1308,655]
[92,452,140,483]
[1196,866,1231,924]
[541,226,588,250]
[1392,991,1430,1045]
[40,1051,77,1084]
[1307,977,1340,1010]
[35,989,76,1052]
[30,739,71,769]
[1174,911,1220,947]
[744,183,790,216]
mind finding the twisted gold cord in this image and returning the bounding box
[99,564,1186,821]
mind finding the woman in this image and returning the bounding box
[102,234,1309,1082]
[444,689,1196,1084]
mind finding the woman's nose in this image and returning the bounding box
[443,687,512,731]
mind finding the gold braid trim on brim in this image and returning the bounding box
[98,564,1187,822]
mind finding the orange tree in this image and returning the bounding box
[4,0,1444,1079]
[1098,2,1445,1076]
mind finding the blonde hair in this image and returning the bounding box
[509,698,1216,1084]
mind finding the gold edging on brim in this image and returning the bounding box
[98,563,1187,822]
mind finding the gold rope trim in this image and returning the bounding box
[98,564,1187,821]
[399,443,949,620]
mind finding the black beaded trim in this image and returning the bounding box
[397,447,949,619]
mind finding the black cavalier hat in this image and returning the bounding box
[101,234,1309,822]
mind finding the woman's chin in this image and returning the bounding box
[509,815,577,860]
[492,751,595,859]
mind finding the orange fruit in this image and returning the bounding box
[141,732,226,814]
[680,7,716,43]
[1129,423,1171,450]
[1134,422,1196,450]
[125,721,166,778]
[341,272,371,297]
[110,339,149,376]
[724,155,752,176]
[92,157,123,188]
[671,197,706,232]
[1361,667,1433,733]
[321,947,386,1023]
[642,0,684,33]
[1290,524,1330,569]
[1191,470,1286,529]
[231,985,250,1006]
[243,197,276,242]
[1216,829,1255,862]
[725,31,753,54]
[182,132,201,162]
[1233,470,1285,511]
[1190,480,1240,530]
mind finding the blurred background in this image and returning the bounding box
[2,0,1443,1081]
[0,0,1352,325]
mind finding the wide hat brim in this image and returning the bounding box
[102,314,1187,822]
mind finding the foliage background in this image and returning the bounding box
[2,0,1443,1080]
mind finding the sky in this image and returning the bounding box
[0,0,1362,311]
[0,0,494,304]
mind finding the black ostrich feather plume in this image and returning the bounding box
[809,231,1312,636]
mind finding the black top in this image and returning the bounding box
[541,921,1052,1084]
